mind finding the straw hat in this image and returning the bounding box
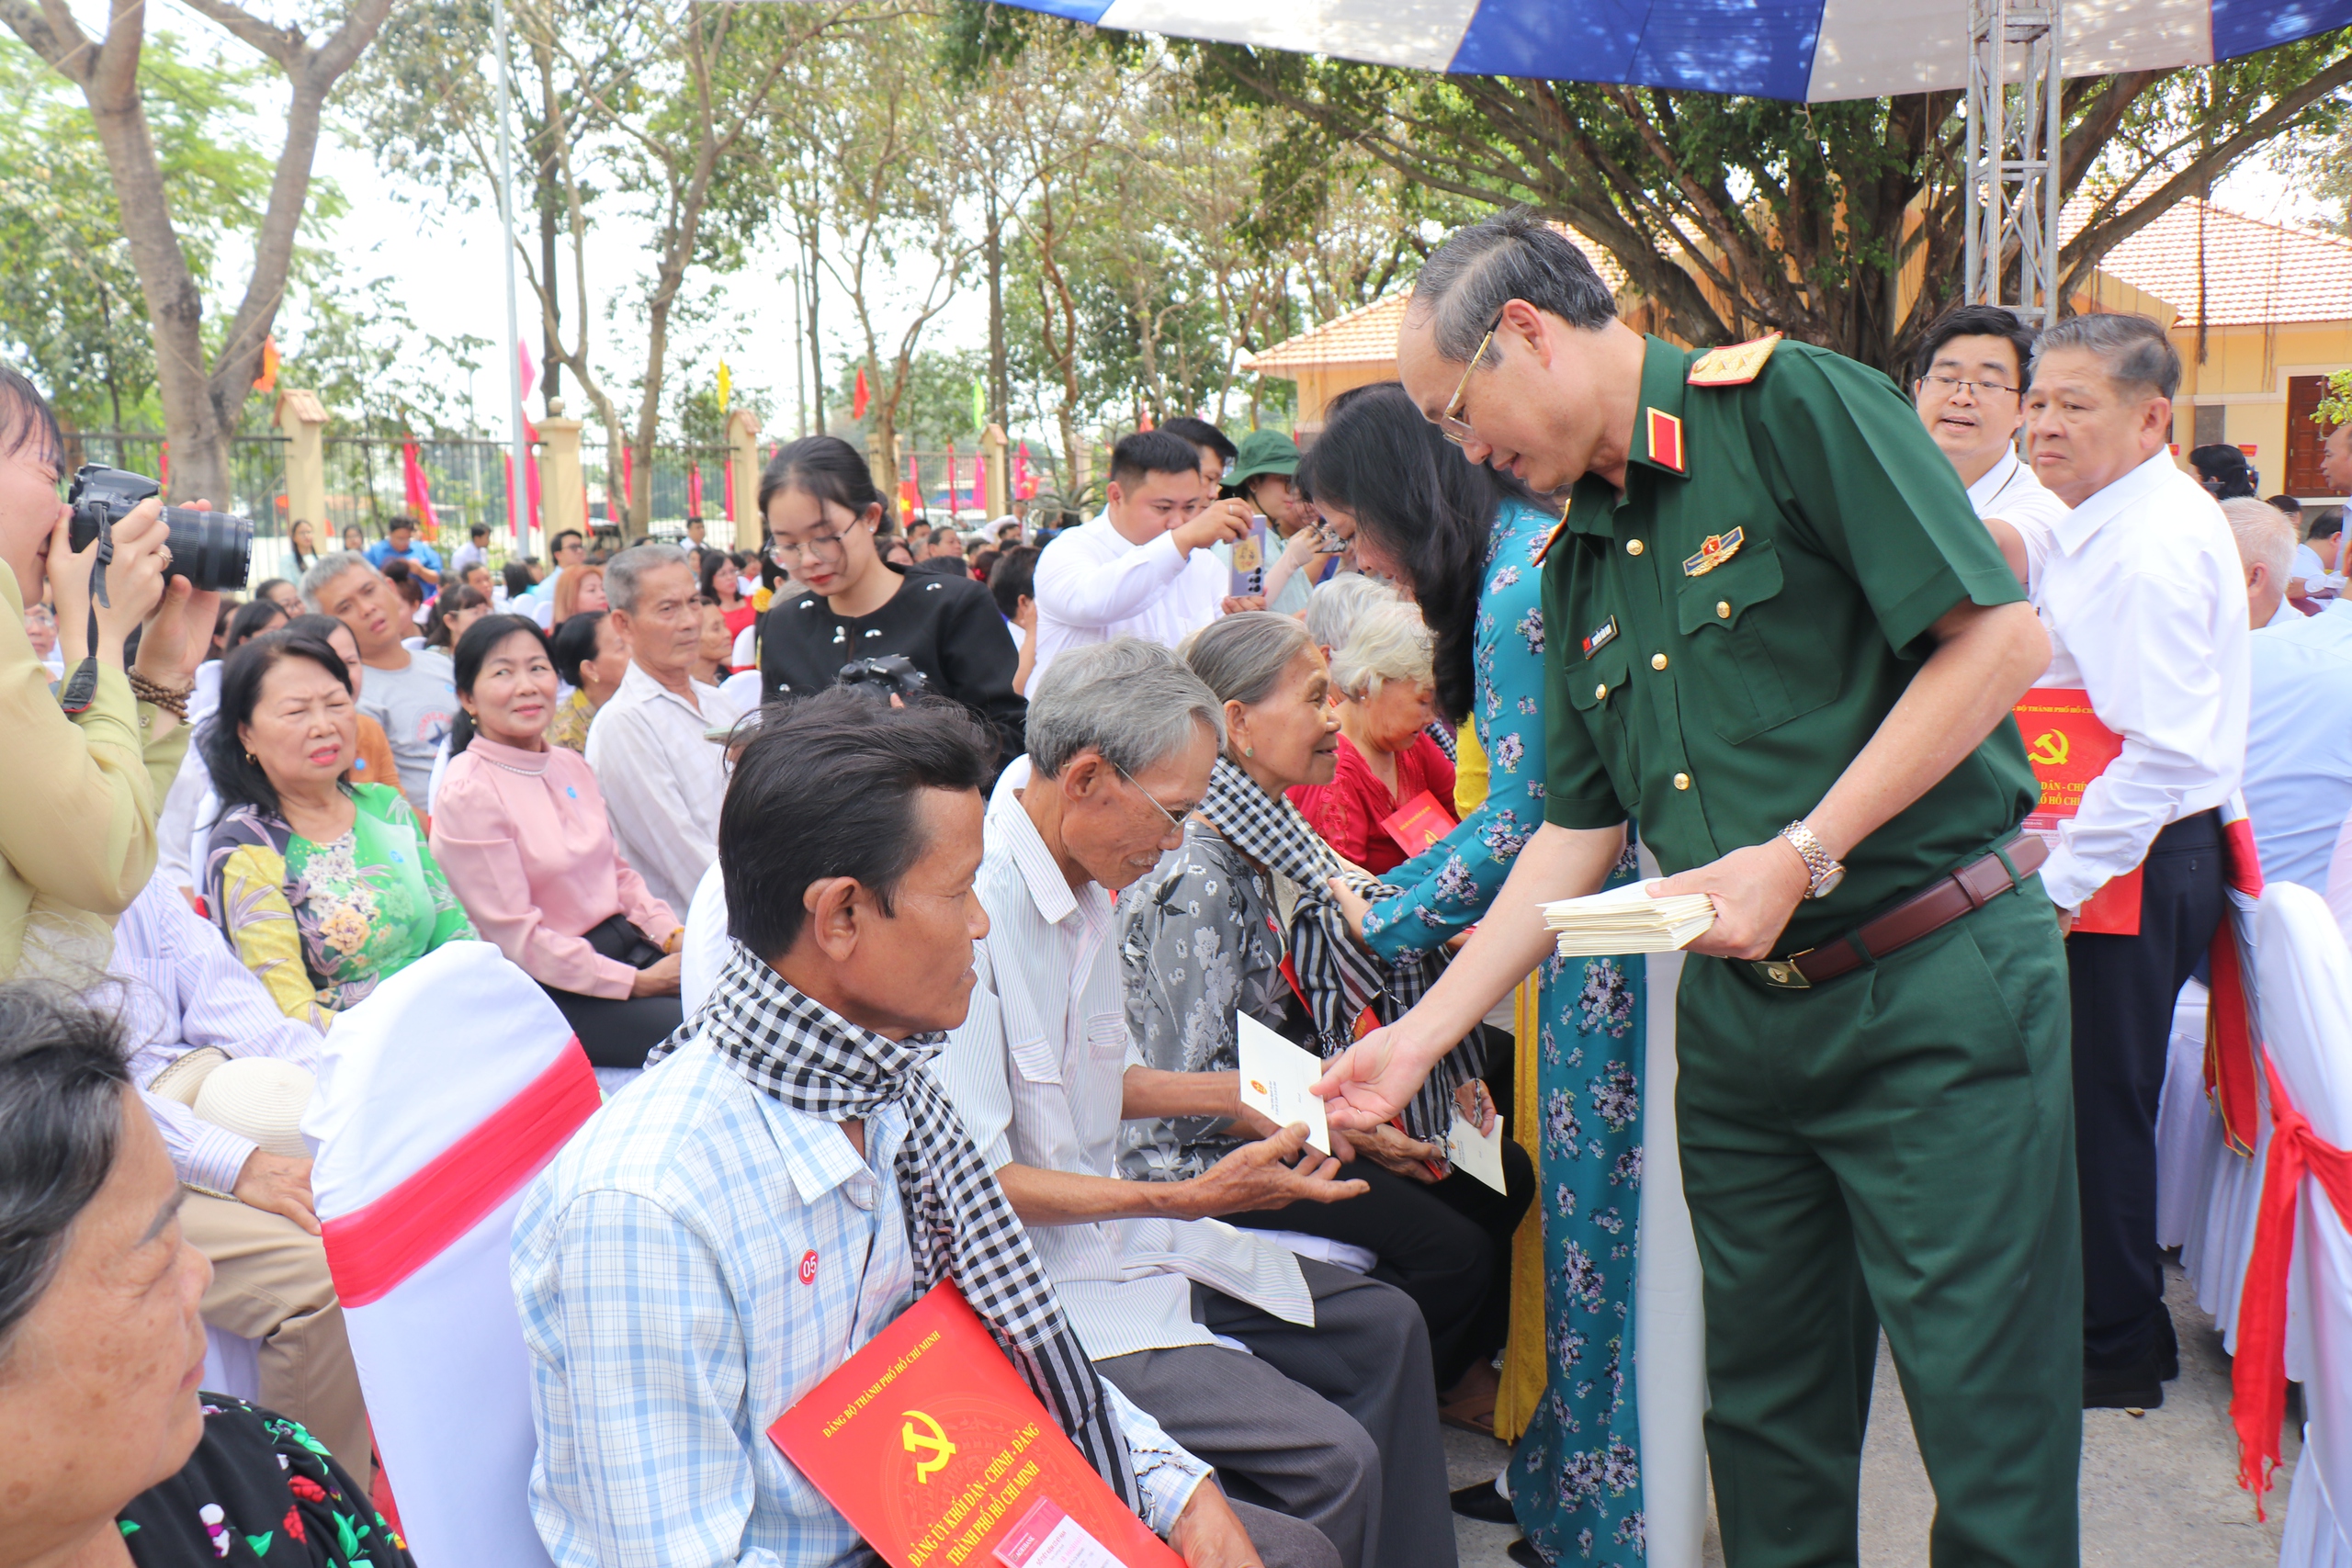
[191,1058,317,1160]
[145,1045,228,1107]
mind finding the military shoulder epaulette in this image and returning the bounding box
[1688,332,1781,388]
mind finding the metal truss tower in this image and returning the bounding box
[1964,0,2064,326]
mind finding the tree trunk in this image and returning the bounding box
[3,0,395,505]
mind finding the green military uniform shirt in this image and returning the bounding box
[1539,334,2041,954]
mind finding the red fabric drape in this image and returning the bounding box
[2232,1056,2352,1517]
[2208,814,2267,1153]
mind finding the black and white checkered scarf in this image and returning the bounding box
[649,943,1143,1513]
[1196,756,1477,1144]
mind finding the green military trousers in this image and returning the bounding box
[1675,870,2080,1568]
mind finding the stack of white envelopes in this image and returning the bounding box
[1541,880,1717,956]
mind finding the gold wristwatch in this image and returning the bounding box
[1778,819,1846,899]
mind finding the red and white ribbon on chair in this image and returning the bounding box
[2232,1056,2352,1518]
[304,942,597,1568]
[2206,801,2266,1156]
[322,1044,599,1306]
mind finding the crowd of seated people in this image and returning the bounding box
[45,310,2352,1568]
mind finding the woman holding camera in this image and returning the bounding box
[430,615,684,1066]
[200,627,475,1029]
[0,367,219,981]
[756,435,1025,764]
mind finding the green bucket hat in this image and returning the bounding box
[1226,429,1300,491]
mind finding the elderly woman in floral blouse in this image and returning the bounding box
[1301,382,1652,1567]
[200,628,475,1029]
[1120,610,1532,1423]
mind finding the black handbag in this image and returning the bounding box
[580,912,665,970]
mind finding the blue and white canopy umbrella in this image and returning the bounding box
[991,0,2351,100]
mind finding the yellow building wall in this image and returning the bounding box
[2169,319,2352,502]
[1294,363,1411,431]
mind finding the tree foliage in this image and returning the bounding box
[1186,28,2352,373]
[1,0,397,503]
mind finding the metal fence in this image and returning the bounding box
[65,431,741,577]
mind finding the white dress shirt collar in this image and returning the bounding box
[1966,446,2024,512]
[2051,449,2183,558]
[995,786,1082,926]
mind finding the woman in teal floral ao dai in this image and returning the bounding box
[1304,382,1650,1565]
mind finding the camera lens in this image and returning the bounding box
[159,505,253,592]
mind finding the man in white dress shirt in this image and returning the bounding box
[935,639,1455,1568]
[1031,430,1255,684]
[1911,304,2071,592]
[2023,311,2248,1410]
[584,543,743,912]
[2232,497,2352,893]
[112,874,372,1473]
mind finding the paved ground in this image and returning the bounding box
[1451,1259,2300,1566]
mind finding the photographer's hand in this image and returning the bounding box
[125,500,220,735]
[48,499,170,666]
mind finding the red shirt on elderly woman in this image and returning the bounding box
[1290,731,1456,877]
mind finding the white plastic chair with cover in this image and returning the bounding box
[303,942,601,1568]
[2185,892,2271,1349]
[2249,886,2352,1563]
[2156,978,2219,1247]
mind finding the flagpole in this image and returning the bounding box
[491,0,531,559]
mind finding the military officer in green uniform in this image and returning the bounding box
[1317,211,2080,1567]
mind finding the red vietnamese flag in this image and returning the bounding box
[854,366,871,421]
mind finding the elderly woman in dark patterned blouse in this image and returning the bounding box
[0,983,413,1568]
[1118,611,1532,1415]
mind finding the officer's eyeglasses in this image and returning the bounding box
[1440,310,1505,446]
[1917,374,2020,400]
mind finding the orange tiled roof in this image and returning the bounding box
[1245,295,1412,373]
[2077,197,2352,327]
[1244,226,1628,375]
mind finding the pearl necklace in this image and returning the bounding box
[474,744,555,778]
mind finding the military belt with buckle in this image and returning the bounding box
[1748,834,2050,990]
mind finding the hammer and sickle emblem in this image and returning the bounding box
[901,1410,956,1483]
[2027,729,2070,768]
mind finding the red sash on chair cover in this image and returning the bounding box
[2232,1057,2352,1517]
[2206,810,2266,1156]
[322,1044,600,1307]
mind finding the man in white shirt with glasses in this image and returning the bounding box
[1912,303,2071,592]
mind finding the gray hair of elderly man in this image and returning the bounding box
[604,541,692,615]
[297,548,373,612]
[1329,601,1434,702]
[2030,311,2182,401]
[1408,208,1621,368]
[2222,495,2297,581]
[1302,573,1396,656]
[1025,637,1225,779]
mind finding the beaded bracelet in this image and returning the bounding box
[127,671,193,720]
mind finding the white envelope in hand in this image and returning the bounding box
[1444,1113,1509,1194]
[1237,1012,1331,1156]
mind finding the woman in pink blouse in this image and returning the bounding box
[428,615,686,1065]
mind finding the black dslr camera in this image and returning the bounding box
[833,654,930,704]
[66,464,253,593]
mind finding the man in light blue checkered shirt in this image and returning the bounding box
[513,687,1338,1568]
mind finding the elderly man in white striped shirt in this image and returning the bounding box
[935,638,1457,1568]
[111,872,372,1476]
